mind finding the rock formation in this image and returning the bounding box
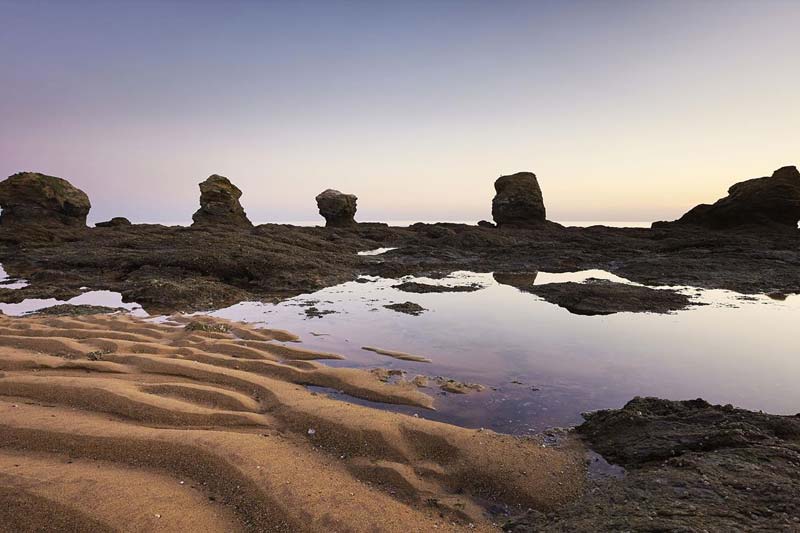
[491,172,546,227]
[316,189,357,227]
[191,175,252,228]
[0,172,91,227]
[95,217,132,228]
[665,165,800,229]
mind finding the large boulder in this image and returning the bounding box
[191,175,252,228]
[0,172,91,227]
[667,166,800,229]
[316,189,357,227]
[491,172,546,227]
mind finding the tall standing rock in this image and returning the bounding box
[316,189,357,227]
[666,166,800,229]
[191,175,252,228]
[0,172,91,227]
[491,172,546,227]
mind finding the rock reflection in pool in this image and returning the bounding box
[207,270,800,434]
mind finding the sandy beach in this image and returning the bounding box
[0,313,584,532]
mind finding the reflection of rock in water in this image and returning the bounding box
[492,271,539,290]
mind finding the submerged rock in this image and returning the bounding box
[383,301,427,316]
[0,172,91,227]
[95,217,132,228]
[663,165,800,229]
[491,172,546,227]
[316,189,357,227]
[191,175,252,228]
[527,279,693,315]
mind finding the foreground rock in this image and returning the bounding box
[192,175,252,228]
[316,189,358,227]
[0,172,91,227]
[527,279,693,315]
[492,172,546,227]
[664,165,800,229]
[506,397,800,532]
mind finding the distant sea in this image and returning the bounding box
[104,219,652,228]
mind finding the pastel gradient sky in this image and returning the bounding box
[1,1,798,224]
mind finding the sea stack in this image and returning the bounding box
[664,165,800,229]
[0,172,91,227]
[191,175,252,228]
[316,189,357,227]
[491,172,546,227]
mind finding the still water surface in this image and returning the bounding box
[2,260,797,434]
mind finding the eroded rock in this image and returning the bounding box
[664,165,800,229]
[491,172,546,227]
[0,172,91,227]
[316,189,357,227]
[191,175,252,228]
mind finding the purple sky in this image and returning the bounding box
[1,0,799,224]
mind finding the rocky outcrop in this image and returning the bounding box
[506,397,800,532]
[491,172,546,227]
[664,165,800,229]
[527,279,693,315]
[316,189,357,227]
[0,172,91,227]
[95,217,131,228]
[191,175,252,228]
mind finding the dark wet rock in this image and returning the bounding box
[435,377,485,394]
[477,220,495,228]
[304,306,337,318]
[28,304,126,316]
[0,172,91,227]
[184,320,230,333]
[316,189,357,227]
[384,301,427,316]
[192,175,252,228]
[661,165,800,229]
[491,172,546,227]
[95,217,131,228]
[392,281,483,293]
[505,397,800,532]
[527,279,693,315]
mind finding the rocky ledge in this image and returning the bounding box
[526,279,694,315]
[505,397,800,531]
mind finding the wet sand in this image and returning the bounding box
[0,313,584,532]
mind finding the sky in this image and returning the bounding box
[1,0,798,224]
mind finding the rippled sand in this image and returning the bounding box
[0,313,583,532]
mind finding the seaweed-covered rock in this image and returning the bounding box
[316,189,357,227]
[95,217,131,228]
[0,172,91,227]
[191,175,252,228]
[491,172,546,227]
[666,165,800,229]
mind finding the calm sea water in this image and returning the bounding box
[205,269,800,434]
[3,248,796,435]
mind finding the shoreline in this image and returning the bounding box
[0,312,585,531]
